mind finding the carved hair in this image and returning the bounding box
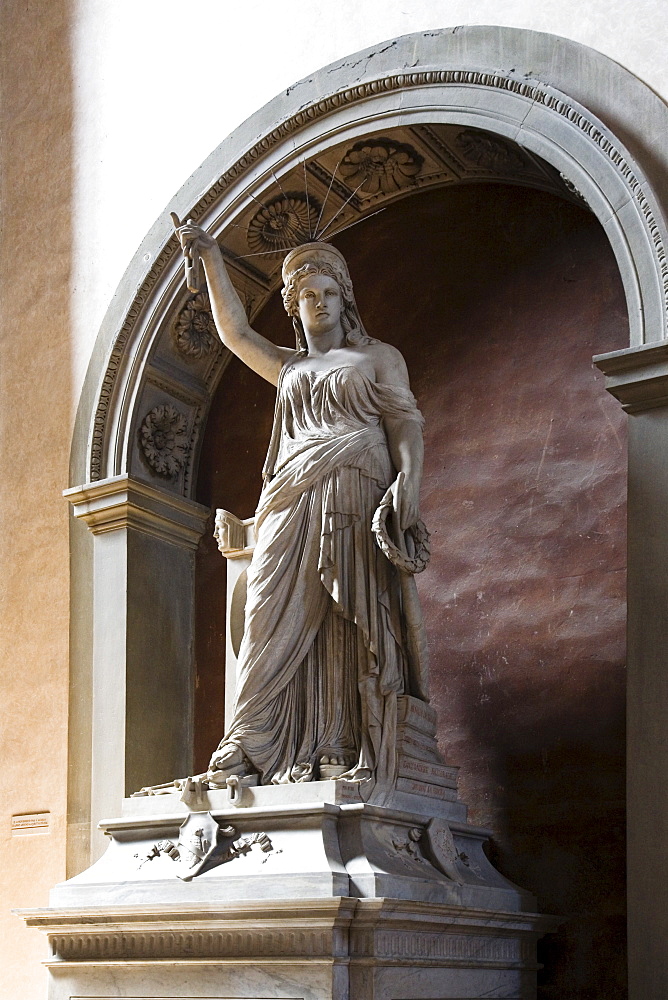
[281,250,376,354]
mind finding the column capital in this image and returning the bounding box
[594,341,668,413]
[64,475,210,549]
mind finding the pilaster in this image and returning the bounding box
[65,477,209,858]
[594,341,668,998]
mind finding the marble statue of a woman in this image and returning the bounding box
[174,220,428,790]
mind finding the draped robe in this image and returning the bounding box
[219,362,424,785]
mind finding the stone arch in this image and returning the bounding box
[83,65,667,492]
[73,29,668,496]
[66,26,668,868]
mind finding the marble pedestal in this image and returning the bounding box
[22,699,555,998]
[23,798,555,994]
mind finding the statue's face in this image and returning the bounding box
[297,274,342,336]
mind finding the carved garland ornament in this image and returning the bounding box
[91,69,668,481]
[339,138,423,194]
[139,403,190,479]
[173,291,219,360]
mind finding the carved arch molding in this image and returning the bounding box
[67,26,668,862]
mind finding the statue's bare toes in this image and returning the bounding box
[319,755,331,765]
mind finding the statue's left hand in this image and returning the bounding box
[392,471,420,531]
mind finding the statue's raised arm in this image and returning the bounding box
[170,213,293,385]
[166,227,432,789]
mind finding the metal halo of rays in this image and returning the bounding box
[234,152,387,262]
[316,178,367,241]
[313,153,345,238]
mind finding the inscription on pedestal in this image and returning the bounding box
[395,777,453,799]
[397,756,458,788]
[397,695,438,734]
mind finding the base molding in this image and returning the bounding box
[24,896,554,1000]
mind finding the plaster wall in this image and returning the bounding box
[0,2,662,997]
[0,2,73,997]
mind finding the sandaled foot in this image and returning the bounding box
[338,764,373,782]
[206,743,253,787]
[320,754,347,767]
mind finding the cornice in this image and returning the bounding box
[18,895,554,965]
[594,341,668,412]
[64,475,210,548]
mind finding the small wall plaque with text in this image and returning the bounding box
[11,812,50,836]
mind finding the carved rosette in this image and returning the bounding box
[247,194,320,254]
[139,403,189,479]
[455,129,526,171]
[173,291,219,360]
[339,138,423,195]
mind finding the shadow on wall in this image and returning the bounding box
[196,183,628,1000]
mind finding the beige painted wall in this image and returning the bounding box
[1,0,666,995]
[0,1,73,995]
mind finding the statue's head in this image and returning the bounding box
[281,242,372,353]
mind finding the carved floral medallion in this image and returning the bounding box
[339,138,423,195]
[139,403,189,479]
[173,291,219,360]
[247,194,320,254]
